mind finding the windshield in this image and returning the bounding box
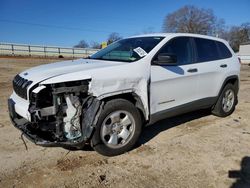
[90,36,164,62]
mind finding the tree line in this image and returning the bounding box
[163,5,250,52]
[74,32,122,49]
[75,5,250,52]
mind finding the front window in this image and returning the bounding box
[155,37,193,65]
[90,37,164,62]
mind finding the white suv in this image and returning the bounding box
[8,33,240,156]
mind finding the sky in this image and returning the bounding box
[0,0,249,47]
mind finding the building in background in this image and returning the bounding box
[238,42,250,64]
[101,42,107,49]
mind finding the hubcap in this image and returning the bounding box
[100,110,135,148]
[222,89,235,113]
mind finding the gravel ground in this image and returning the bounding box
[0,57,250,188]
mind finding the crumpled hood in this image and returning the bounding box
[19,58,122,84]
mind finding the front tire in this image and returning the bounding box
[91,99,142,156]
[212,83,237,117]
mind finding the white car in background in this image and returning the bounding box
[8,33,240,156]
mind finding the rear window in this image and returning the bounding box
[194,38,220,62]
[216,41,232,59]
[194,38,232,63]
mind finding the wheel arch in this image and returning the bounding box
[212,75,238,117]
[219,75,239,96]
[214,75,239,108]
[99,92,148,124]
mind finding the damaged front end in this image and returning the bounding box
[9,80,102,148]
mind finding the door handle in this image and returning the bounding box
[187,68,198,73]
[220,64,227,68]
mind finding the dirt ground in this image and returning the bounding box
[0,57,250,188]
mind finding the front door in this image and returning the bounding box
[150,37,199,115]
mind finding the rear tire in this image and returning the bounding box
[91,99,142,156]
[212,83,237,117]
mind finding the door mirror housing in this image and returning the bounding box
[153,53,177,65]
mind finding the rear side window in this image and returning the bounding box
[194,38,220,62]
[216,41,232,59]
[156,37,192,65]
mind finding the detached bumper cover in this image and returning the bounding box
[8,98,86,148]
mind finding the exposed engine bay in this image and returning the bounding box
[10,80,102,147]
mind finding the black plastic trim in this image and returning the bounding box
[148,97,217,125]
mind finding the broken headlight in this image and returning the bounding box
[29,80,90,141]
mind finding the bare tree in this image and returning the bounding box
[226,23,250,52]
[142,27,155,34]
[74,40,89,48]
[107,32,122,45]
[90,41,101,49]
[162,5,224,36]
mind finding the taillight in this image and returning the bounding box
[238,57,242,64]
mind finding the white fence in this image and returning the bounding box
[0,42,99,58]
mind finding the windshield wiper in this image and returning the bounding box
[87,56,132,62]
[85,56,91,59]
[89,57,104,60]
[100,58,132,62]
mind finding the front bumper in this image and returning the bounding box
[8,98,86,148]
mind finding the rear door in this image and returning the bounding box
[150,37,199,114]
[193,38,233,100]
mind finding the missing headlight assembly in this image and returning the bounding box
[10,79,103,148]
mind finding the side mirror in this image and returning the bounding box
[153,53,177,65]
